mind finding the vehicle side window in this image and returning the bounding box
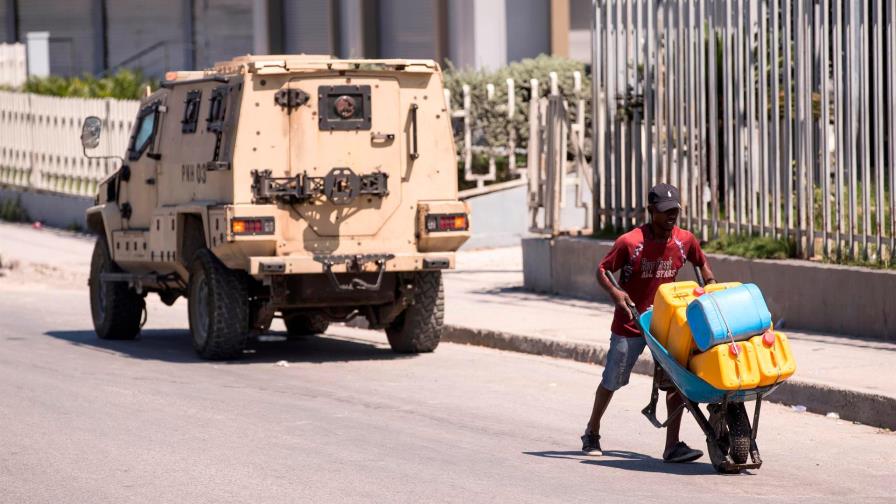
[181,90,201,134]
[127,102,159,161]
[206,86,227,133]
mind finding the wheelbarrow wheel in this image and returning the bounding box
[727,403,752,465]
[707,403,741,474]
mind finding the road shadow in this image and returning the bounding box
[523,450,722,476]
[44,329,411,365]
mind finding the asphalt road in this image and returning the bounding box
[0,224,894,503]
[0,284,894,503]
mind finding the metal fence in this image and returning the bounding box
[444,72,594,236]
[0,43,27,88]
[591,0,896,263]
[445,71,589,189]
[0,91,138,197]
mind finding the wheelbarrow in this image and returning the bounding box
[605,269,779,474]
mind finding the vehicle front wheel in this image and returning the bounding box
[89,236,144,340]
[188,249,249,360]
[385,271,443,353]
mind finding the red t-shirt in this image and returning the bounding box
[599,225,707,337]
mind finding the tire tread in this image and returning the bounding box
[385,271,444,353]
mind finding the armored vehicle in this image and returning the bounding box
[81,55,470,359]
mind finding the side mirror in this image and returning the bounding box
[80,116,102,150]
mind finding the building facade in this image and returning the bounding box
[0,0,590,77]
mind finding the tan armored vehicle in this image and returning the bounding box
[81,55,470,359]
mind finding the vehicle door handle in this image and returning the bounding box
[370,132,395,142]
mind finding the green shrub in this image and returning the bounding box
[443,55,591,185]
[0,195,30,223]
[22,69,155,100]
[703,233,796,260]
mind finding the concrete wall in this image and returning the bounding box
[522,236,896,341]
[378,0,442,60]
[0,187,92,230]
[506,0,550,63]
[193,0,254,70]
[18,0,96,76]
[106,0,187,76]
[460,180,590,250]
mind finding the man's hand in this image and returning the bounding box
[612,289,635,321]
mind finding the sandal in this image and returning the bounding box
[663,441,703,463]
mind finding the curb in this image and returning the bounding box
[442,324,896,430]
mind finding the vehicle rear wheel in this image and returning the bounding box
[188,249,249,360]
[283,312,330,336]
[385,271,443,353]
[89,236,144,340]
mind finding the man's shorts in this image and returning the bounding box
[601,333,647,391]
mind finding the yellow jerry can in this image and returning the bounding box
[688,340,761,390]
[650,281,699,347]
[704,281,743,294]
[666,307,697,366]
[750,331,797,386]
[650,280,742,350]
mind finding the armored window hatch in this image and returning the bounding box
[251,167,388,205]
[318,85,371,131]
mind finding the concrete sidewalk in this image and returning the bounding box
[444,247,896,430]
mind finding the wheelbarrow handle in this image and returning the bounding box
[693,264,706,287]
[603,270,639,321]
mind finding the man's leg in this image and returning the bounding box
[663,388,684,452]
[582,334,645,455]
[586,385,614,436]
[662,388,703,462]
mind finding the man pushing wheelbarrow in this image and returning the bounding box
[582,183,716,463]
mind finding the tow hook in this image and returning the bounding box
[313,254,395,291]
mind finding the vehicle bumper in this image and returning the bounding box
[247,251,456,275]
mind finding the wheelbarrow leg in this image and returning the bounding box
[642,363,686,429]
[750,398,763,465]
[641,364,663,427]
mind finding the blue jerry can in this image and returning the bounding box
[686,283,772,352]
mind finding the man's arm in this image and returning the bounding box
[686,232,715,285]
[699,262,716,285]
[597,265,635,321]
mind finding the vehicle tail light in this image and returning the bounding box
[425,213,468,233]
[231,217,275,235]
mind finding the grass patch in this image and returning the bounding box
[703,233,796,260]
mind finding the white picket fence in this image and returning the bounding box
[0,43,26,88]
[0,91,139,197]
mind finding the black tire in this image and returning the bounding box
[385,271,443,353]
[89,236,144,340]
[706,403,740,474]
[727,403,752,465]
[283,312,330,337]
[187,249,249,360]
